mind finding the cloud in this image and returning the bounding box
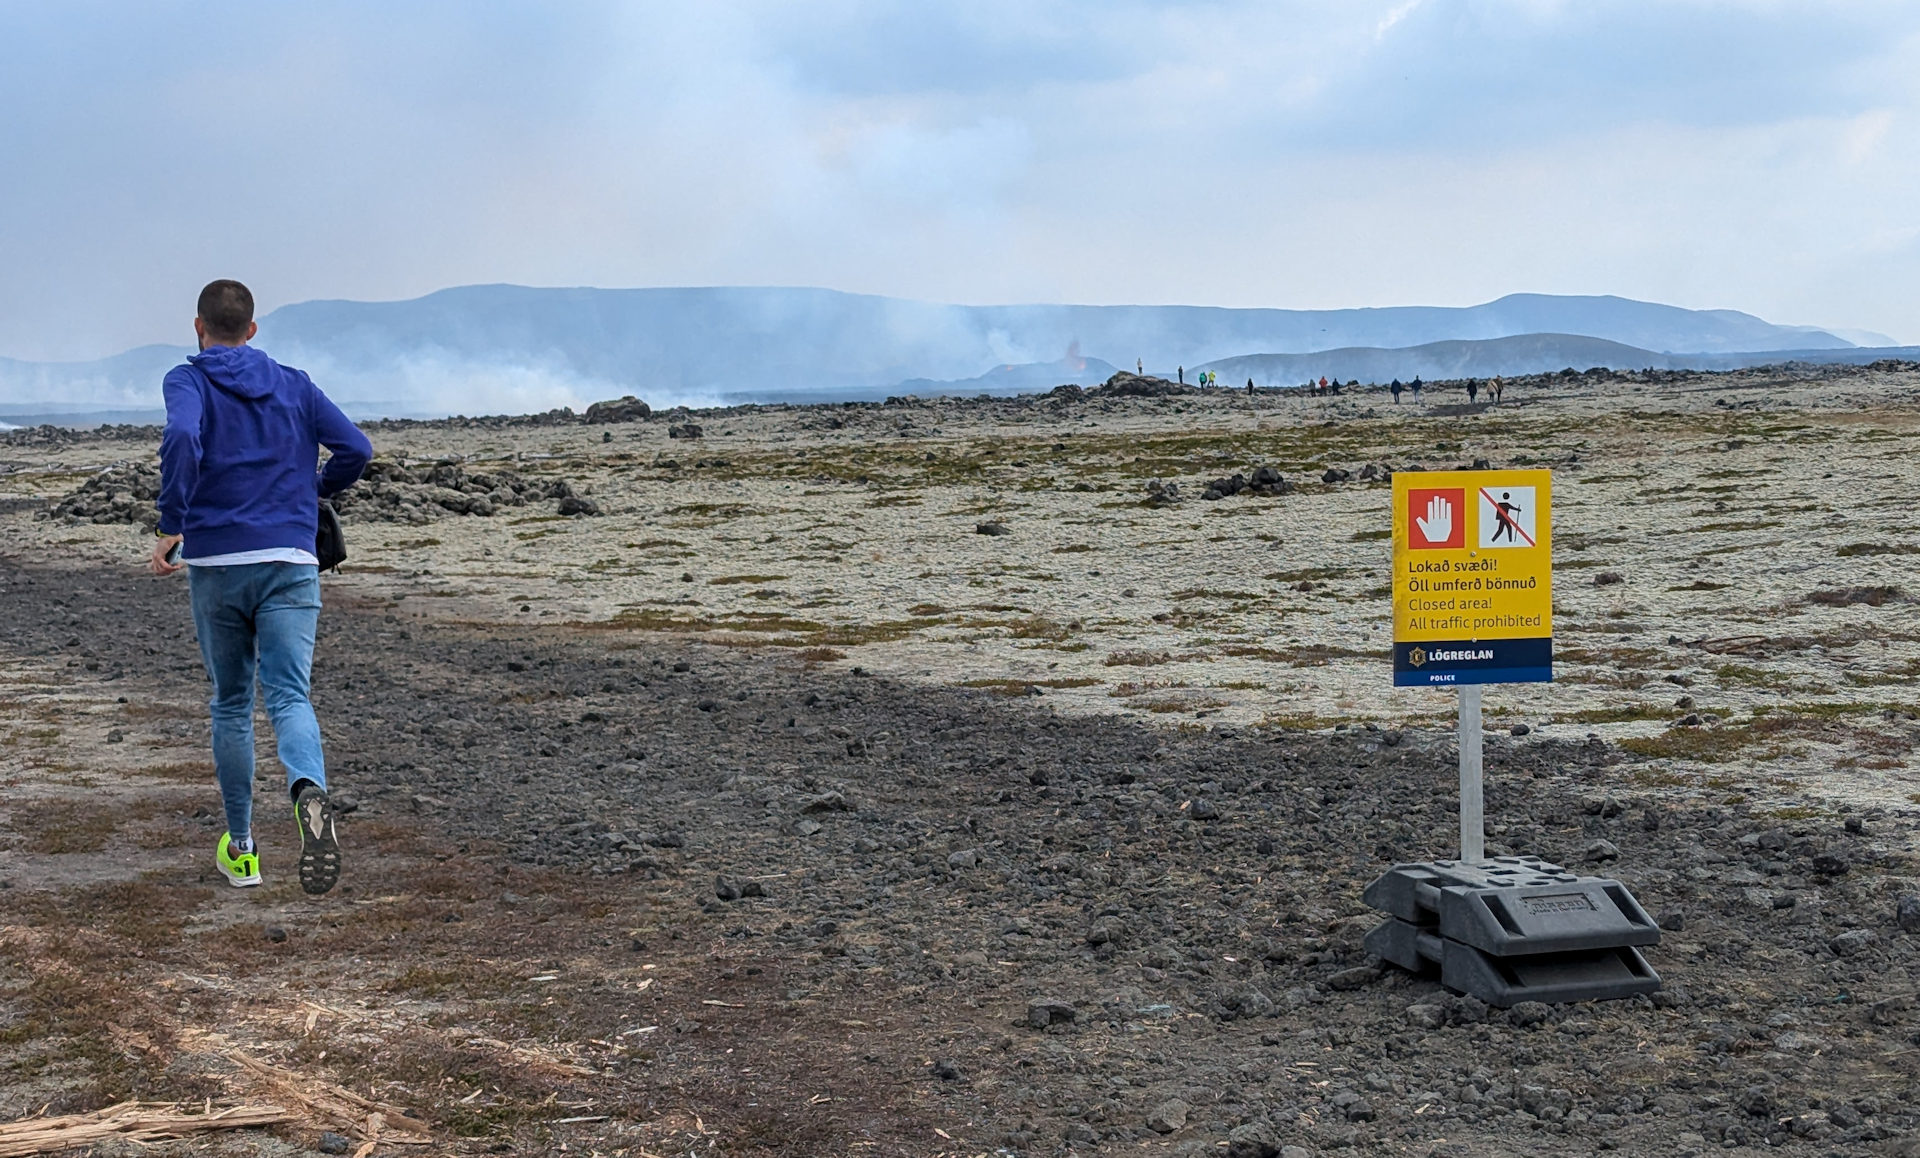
[1,0,1918,362]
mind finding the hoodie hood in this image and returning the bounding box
[189,344,276,400]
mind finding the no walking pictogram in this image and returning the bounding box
[1478,486,1535,549]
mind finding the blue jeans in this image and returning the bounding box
[187,562,328,843]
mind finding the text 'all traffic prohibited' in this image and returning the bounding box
[1392,469,1553,686]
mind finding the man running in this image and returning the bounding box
[150,280,372,895]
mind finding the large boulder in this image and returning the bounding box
[583,396,651,423]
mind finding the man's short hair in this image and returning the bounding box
[197,280,254,342]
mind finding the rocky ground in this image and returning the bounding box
[9,362,1920,809]
[2,366,1920,1156]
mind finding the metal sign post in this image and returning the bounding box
[1458,684,1483,863]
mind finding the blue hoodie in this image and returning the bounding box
[157,344,373,556]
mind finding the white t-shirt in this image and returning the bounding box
[183,547,319,567]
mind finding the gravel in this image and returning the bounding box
[11,555,1920,1155]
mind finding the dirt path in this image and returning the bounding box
[4,554,1920,1155]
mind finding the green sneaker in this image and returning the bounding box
[217,832,261,888]
[294,784,341,896]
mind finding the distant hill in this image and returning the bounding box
[0,285,1876,416]
[1200,334,1920,386]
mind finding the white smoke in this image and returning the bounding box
[296,351,734,419]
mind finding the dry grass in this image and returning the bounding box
[2,800,121,854]
[959,677,1101,696]
[1007,616,1072,641]
[0,1100,291,1155]
[1219,643,1386,666]
[1617,726,1759,763]
[1138,695,1229,714]
[1836,542,1919,557]
[1805,585,1904,608]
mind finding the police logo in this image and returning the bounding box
[1408,646,1427,667]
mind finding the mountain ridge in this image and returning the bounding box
[0,285,1872,414]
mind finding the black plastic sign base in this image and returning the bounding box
[1362,856,1662,1008]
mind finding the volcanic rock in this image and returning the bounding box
[1830,928,1876,956]
[1147,1098,1190,1133]
[322,460,582,524]
[1094,372,1195,398]
[1247,466,1294,495]
[1202,474,1247,500]
[1027,998,1077,1028]
[583,395,651,423]
[1144,479,1183,507]
[41,462,162,529]
[1225,1123,1281,1158]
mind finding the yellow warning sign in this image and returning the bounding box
[1392,469,1552,685]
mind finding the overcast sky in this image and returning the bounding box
[3,0,1917,361]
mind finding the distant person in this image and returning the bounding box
[1178,365,1184,384]
[1246,377,1255,395]
[1137,357,1144,375]
[151,279,372,895]
[1467,380,1479,404]
[1317,375,1328,394]
[1490,376,1504,403]
[1390,379,1403,405]
[1411,376,1423,403]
